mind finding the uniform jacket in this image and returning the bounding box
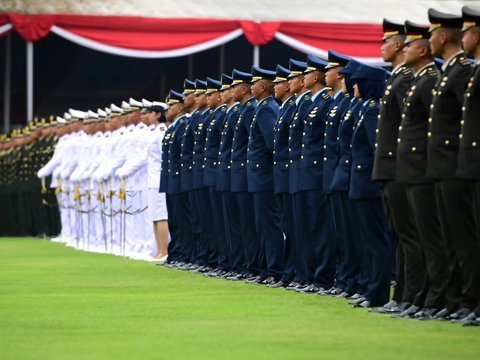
[396,63,438,184]
[426,52,472,180]
[247,96,279,192]
[372,64,413,180]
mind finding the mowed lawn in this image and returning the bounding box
[0,238,479,360]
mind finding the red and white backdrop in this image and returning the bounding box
[0,14,393,64]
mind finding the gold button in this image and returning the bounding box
[388,151,393,156]
[375,129,379,133]
[301,156,304,159]
[444,140,450,145]
[399,126,402,131]
[411,147,416,152]
[323,157,327,161]
[313,161,317,165]
[375,143,378,148]
[473,142,477,147]
[427,132,432,138]
[397,138,401,143]
[459,134,463,139]
[357,165,361,169]
[461,120,464,125]
[462,106,466,111]
[428,117,432,124]
[345,160,349,164]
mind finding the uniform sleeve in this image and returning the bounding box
[420,76,437,110]
[256,107,277,151]
[453,65,472,104]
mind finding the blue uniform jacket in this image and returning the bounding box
[203,105,227,188]
[348,99,382,199]
[288,91,312,194]
[216,103,240,192]
[167,115,189,194]
[192,109,213,190]
[298,88,334,191]
[322,92,351,193]
[273,95,297,194]
[231,98,257,193]
[330,98,362,192]
[180,109,202,192]
[159,125,174,193]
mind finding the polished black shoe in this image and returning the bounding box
[369,300,399,314]
[316,288,331,296]
[452,311,478,324]
[392,304,419,319]
[261,276,277,286]
[448,308,472,322]
[328,287,344,296]
[432,308,451,320]
[353,300,371,308]
[162,261,177,268]
[336,291,350,298]
[204,269,220,277]
[220,271,236,279]
[349,293,364,300]
[415,308,439,321]
[295,283,313,293]
[298,284,323,294]
[267,280,286,288]
[349,297,367,306]
[463,317,480,327]
[214,270,228,278]
[285,282,302,291]
[245,275,261,283]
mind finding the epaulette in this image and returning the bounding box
[221,107,227,112]
[261,100,267,106]
[304,94,311,101]
[180,119,185,124]
[233,106,239,112]
[308,107,318,118]
[402,66,412,75]
[368,100,376,107]
[321,92,330,100]
[288,99,295,106]
[246,101,253,107]
[459,57,471,66]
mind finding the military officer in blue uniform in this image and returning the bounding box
[203,77,229,276]
[269,64,297,288]
[348,64,393,308]
[216,74,244,276]
[426,8,478,321]
[229,70,259,280]
[323,50,352,296]
[245,66,283,285]
[163,90,192,265]
[191,81,217,271]
[330,59,366,298]
[285,58,313,291]
[292,55,336,294]
[181,79,209,270]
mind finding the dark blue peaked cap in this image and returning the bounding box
[304,54,328,73]
[221,73,233,90]
[194,79,207,94]
[166,90,184,105]
[182,79,195,95]
[339,58,363,77]
[251,66,276,82]
[288,59,308,77]
[273,64,291,83]
[325,50,351,69]
[206,77,222,94]
[350,63,387,82]
[231,69,252,85]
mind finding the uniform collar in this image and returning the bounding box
[295,90,311,105]
[280,94,295,109]
[227,102,239,113]
[392,62,406,75]
[311,87,328,102]
[334,89,343,100]
[441,51,464,72]
[414,61,435,78]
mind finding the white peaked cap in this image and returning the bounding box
[110,103,122,113]
[56,116,67,124]
[142,98,153,108]
[63,112,72,120]
[152,101,168,109]
[97,108,107,117]
[129,98,142,107]
[69,108,87,119]
[87,110,99,119]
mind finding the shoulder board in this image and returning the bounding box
[402,66,412,75]
[233,106,239,112]
[209,109,214,114]
[261,100,267,106]
[246,101,253,107]
[221,107,227,112]
[368,100,376,107]
[179,119,185,124]
[459,57,471,66]
[449,57,457,67]
[304,94,311,101]
[321,92,330,100]
[288,99,295,106]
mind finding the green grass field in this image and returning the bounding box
[0,237,479,360]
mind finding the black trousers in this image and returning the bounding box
[406,183,447,309]
[435,180,480,311]
[381,181,424,305]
